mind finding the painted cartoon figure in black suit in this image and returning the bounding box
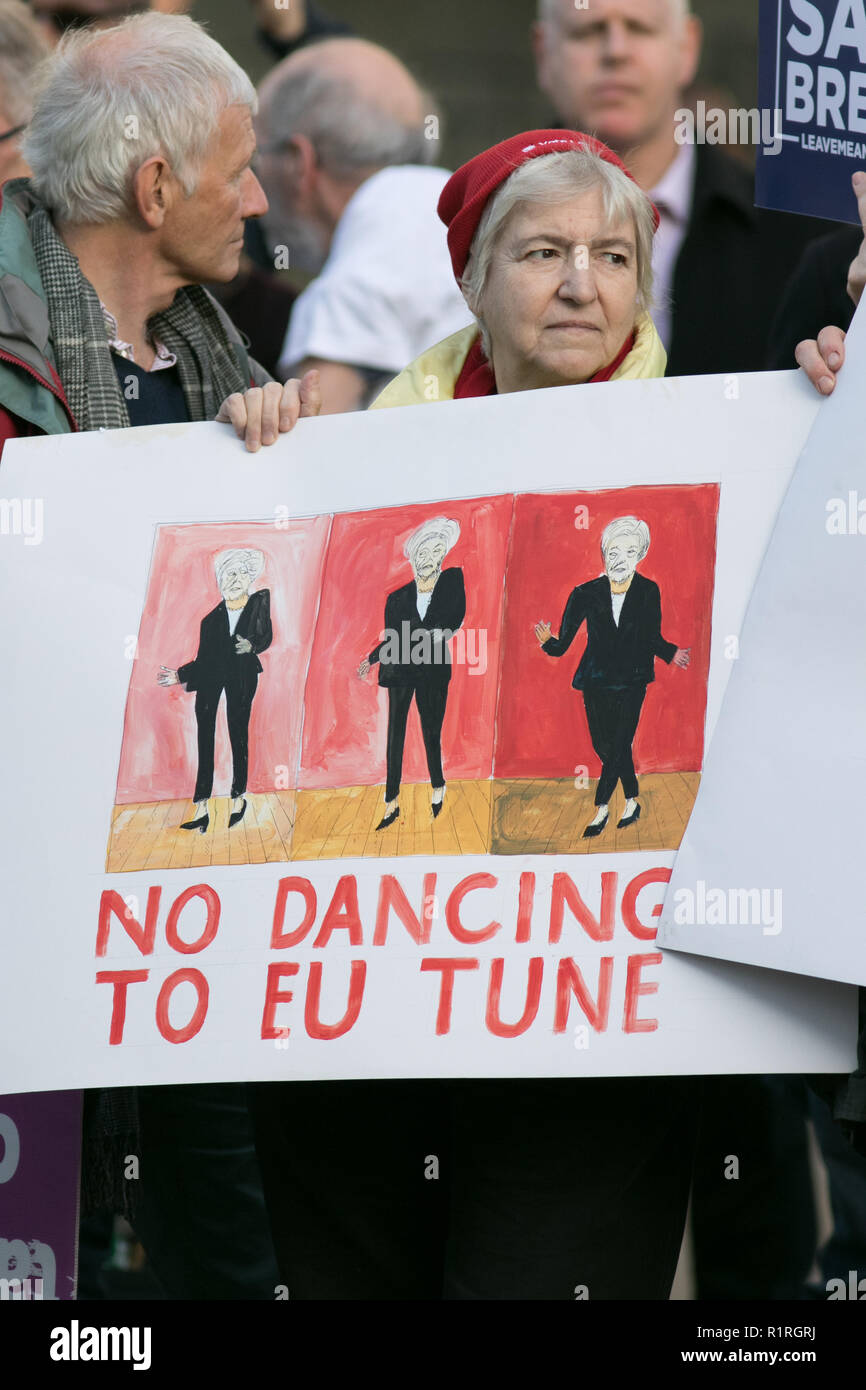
[535,516,689,839]
[358,517,465,830]
[158,547,272,833]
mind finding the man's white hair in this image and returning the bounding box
[0,0,50,128]
[404,517,460,566]
[538,0,690,25]
[461,147,656,363]
[601,516,650,561]
[214,548,264,591]
[22,12,256,225]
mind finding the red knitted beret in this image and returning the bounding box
[437,129,660,283]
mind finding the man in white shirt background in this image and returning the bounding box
[255,37,471,412]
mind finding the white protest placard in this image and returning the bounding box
[658,308,866,987]
[0,368,856,1092]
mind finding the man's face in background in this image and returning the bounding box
[254,138,331,276]
[0,99,26,184]
[533,0,701,154]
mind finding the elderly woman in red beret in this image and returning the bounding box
[246,130,857,1305]
[247,130,706,1306]
[371,129,665,408]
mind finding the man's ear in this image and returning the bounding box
[288,133,319,195]
[131,154,177,229]
[531,19,551,93]
[678,14,703,91]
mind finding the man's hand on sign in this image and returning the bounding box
[216,371,322,452]
[795,172,866,396]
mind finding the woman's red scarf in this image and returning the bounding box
[452,330,636,399]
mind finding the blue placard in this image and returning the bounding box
[757,0,866,224]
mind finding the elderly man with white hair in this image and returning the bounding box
[536,514,689,838]
[358,515,465,828]
[158,546,271,833]
[0,11,309,1301]
[0,10,319,458]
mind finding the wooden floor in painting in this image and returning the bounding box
[491,773,700,856]
[105,773,699,870]
[105,791,297,873]
[290,780,492,860]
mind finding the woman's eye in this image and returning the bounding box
[602,252,627,265]
[527,247,558,260]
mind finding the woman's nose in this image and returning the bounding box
[559,249,597,301]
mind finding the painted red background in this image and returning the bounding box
[299,496,513,789]
[116,518,330,803]
[493,485,718,778]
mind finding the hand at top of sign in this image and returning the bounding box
[847,172,866,308]
[794,172,866,396]
[216,371,322,452]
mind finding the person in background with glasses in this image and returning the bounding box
[0,1,50,185]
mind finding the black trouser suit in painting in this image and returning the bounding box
[177,588,272,801]
[368,568,466,802]
[542,573,676,805]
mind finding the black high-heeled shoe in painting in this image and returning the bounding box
[375,807,400,830]
[181,813,209,834]
[229,798,247,828]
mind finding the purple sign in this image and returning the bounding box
[757,0,866,224]
[0,1091,82,1301]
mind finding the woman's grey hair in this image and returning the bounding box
[460,147,656,362]
[601,516,650,562]
[404,517,460,566]
[214,548,264,591]
[22,12,256,226]
[258,47,439,178]
[0,0,50,128]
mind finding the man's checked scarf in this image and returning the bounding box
[28,203,251,429]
